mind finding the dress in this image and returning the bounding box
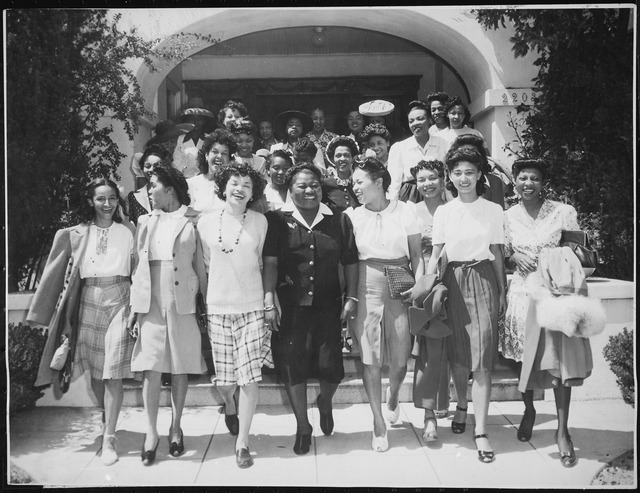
[306,130,337,162]
[264,184,292,211]
[173,134,203,179]
[322,167,360,212]
[187,174,223,214]
[439,126,488,154]
[500,200,580,362]
[127,186,152,226]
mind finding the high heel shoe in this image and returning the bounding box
[293,427,313,455]
[473,434,495,463]
[451,405,467,434]
[423,415,438,443]
[384,387,400,425]
[555,431,577,468]
[141,435,159,466]
[371,428,389,452]
[317,394,334,436]
[168,428,185,457]
[517,408,536,442]
[101,433,118,466]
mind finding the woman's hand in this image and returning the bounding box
[264,306,280,332]
[510,252,537,274]
[498,290,507,317]
[341,298,358,322]
[126,312,138,339]
[400,286,416,305]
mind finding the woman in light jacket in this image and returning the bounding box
[128,162,207,466]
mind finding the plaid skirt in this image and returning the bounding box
[74,276,135,380]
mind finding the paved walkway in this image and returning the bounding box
[8,398,636,488]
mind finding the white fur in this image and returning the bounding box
[525,272,606,338]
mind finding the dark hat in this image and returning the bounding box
[274,110,313,135]
[146,119,194,147]
[325,135,361,166]
[178,107,217,132]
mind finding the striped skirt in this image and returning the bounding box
[74,276,135,380]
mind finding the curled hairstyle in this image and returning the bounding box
[511,158,548,181]
[326,136,360,166]
[284,163,323,190]
[407,99,429,114]
[152,161,191,206]
[81,178,127,223]
[197,129,237,175]
[140,144,170,169]
[445,148,487,197]
[445,96,471,126]
[214,162,266,204]
[410,159,445,180]
[292,137,318,158]
[355,157,392,193]
[426,91,450,106]
[269,149,293,170]
[217,100,249,126]
[359,123,391,144]
[229,118,256,137]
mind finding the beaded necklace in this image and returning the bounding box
[218,209,247,254]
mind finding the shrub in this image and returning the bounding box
[8,323,49,416]
[603,327,635,407]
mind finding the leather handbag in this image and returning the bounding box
[384,265,415,299]
[560,230,598,269]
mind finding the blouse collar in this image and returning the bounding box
[282,201,333,230]
[153,204,188,218]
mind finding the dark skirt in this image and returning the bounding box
[272,302,344,386]
[412,335,450,410]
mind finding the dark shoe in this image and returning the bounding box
[293,428,313,455]
[168,428,185,457]
[555,432,577,468]
[517,408,536,442]
[236,447,254,468]
[141,435,159,466]
[317,394,334,436]
[161,373,172,386]
[225,413,239,436]
[474,434,495,464]
[451,405,467,434]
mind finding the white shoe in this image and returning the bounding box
[384,387,400,424]
[371,429,389,452]
[423,416,438,443]
[101,434,118,466]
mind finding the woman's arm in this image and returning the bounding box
[340,262,359,322]
[387,143,403,200]
[262,256,280,330]
[426,244,444,276]
[407,233,425,280]
[489,243,507,316]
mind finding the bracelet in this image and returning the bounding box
[264,304,276,311]
[345,296,359,303]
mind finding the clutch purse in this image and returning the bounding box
[49,336,70,371]
[384,265,415,299]
[560,230,598,269]
[196,292,208,333]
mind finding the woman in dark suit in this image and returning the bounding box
[128,145,170,225]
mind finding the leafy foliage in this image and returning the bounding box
[603,327,635,407]
[474,8,633,280]
[8,323,49,416]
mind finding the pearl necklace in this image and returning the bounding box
[218,209,247,254]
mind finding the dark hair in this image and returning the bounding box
[284,163,323,190]
[80,178,126,223]
[445,96,471,126]
[310,107,325,115]
[152,161,191,206]
[197,129,237,175]
[426,91,450,106]
[511,158,548,181]
[293,137,317,157]
[217,100,249,126]
[445,148,486,197]
[214,162,266,205]
[447,134,489,164]
[269,149,293,170]
[140,144,170,170]
[326,136,360,166]
[407,99,429,115]
[354,157,392,193]
[410,159,445,180]
[359,123,391,144]
[229,119,255,137]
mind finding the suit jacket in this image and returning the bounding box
[130,207,207,315]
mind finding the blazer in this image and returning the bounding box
[130,207,207,315]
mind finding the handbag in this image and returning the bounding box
[560,230,598,269]
[49,335,70,371]
[384,265,415,299]
[195,291,208,333]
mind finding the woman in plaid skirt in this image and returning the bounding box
[28,178,136,467]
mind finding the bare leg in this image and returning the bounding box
[103,379,123,435]
[236,383,259,451]
[451,365,470,429]
[362,364,386,437]
[386,364,407,413]
[169,374,188,442]
[142,370,162,451]
[472,369,493,452]
[91,378,105,410]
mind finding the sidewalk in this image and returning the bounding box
[8,398,636,488]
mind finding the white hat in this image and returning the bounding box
[359,100,395,117]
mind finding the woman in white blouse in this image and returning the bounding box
[29,178,135,466]
[346,157,424,452]
[429,148,506,463]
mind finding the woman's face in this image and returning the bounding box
[186,115,205,130]
[224,174,253,210]
[347,111,365,134]
[311,110,326,133]
[449,161,481,196]
[269,156,292,186]
[430,101,447,126]
[448,105,466,129]
[235,132,254,158]
[290,170,322,211]
[206,143,230,175]
[286,118,303,140]
[333,145,354,175]
[89,185,119,223]
[408,108,429,139]
[223,108,242,130]
[367,136,390,162]
[515,168,544,202]
[352,168,383,205]
[259,121,273,141]
[142,154,162,182]
[416,168,444,199]
[149,175,173,211]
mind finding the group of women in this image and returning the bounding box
[28,95,591,471]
